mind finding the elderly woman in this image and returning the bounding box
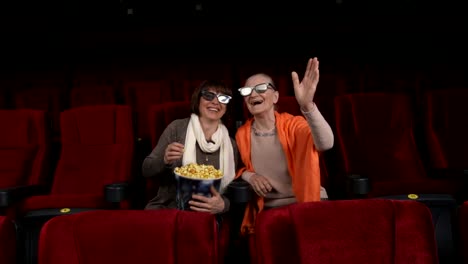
[235,57,334,235]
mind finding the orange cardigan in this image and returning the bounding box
[235,111,321,235]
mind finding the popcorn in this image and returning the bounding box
[174,163,223,179]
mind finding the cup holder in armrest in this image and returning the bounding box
[104,182,129,203]
[226,180,253,204]
[346,174,370,198]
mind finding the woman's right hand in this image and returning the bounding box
[250,174,273,197]
[164,142,185,165]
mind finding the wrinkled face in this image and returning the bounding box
[198,88,228,121]
[242,75,278,116]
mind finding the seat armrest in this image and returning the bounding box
[429,168,468,179]
[346,174,370,199]
[225,180,253,204]
[104,182,129,203]
[0,185,48,207]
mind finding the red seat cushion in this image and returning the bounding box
[0,109,49,188]
[38,209,219,264]
[254,200,438,264]
[18,105,134,215]
[0,216,16,264]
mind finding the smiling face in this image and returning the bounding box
[198,87,228,122]
[190,80,232,123]
[243,74,278,117]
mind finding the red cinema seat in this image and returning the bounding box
[122,80,173,143]
[148,101,192,149]
[13,86,65,141]
[423,88,468,178]
[38,209,220,264]
[253,199,438,264]
[69,84,118,108]
[14,105,135,264]
[0,216,16,264]
[0,109,50,214]
[17,105,135,213]
[333,92,461,198]
[333,92,460,263]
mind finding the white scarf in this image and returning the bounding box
[183,114,235,193]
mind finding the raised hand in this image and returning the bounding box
[291,57,320,112]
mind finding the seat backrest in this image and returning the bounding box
[0,109,49,188]
[51,105,134,195]
[38,209,219,264]
[163,101,192,127]
[172,61,234,100]
[172,79,203,102]
[0,216,16,264]
[255,199,438,264]
[147,103,167,149]
[316,72,353,96]
[145,101,192,202]
[334,93,428,192]
[423,88,468,169]
[148,101,192,148]
[275,96,301,116]
[69,85,118,108]
[13,86,65,139]
[122,80,173,141]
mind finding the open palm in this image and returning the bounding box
[291,57,320,111]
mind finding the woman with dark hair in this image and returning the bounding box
[142,80,239,214]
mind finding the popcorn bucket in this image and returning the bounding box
[174,165,223,211]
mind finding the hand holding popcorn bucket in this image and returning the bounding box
[174,163,223,211]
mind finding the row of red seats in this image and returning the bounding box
[147,92,468,263]
[0,104,229,264]
[245,90,467,200]
[2,88,467,205]
[276,91,468,263]
[0,81,200,141]
[274,90,468,201]
[0,89,467,263]
[2,65,466,142]
[2,199,468,263]
[2,89,467,212]
[0,105,135,264]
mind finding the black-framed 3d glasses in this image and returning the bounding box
[238,83,276,97]
[201,90,232,104]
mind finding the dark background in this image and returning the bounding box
[1,0,467,68]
